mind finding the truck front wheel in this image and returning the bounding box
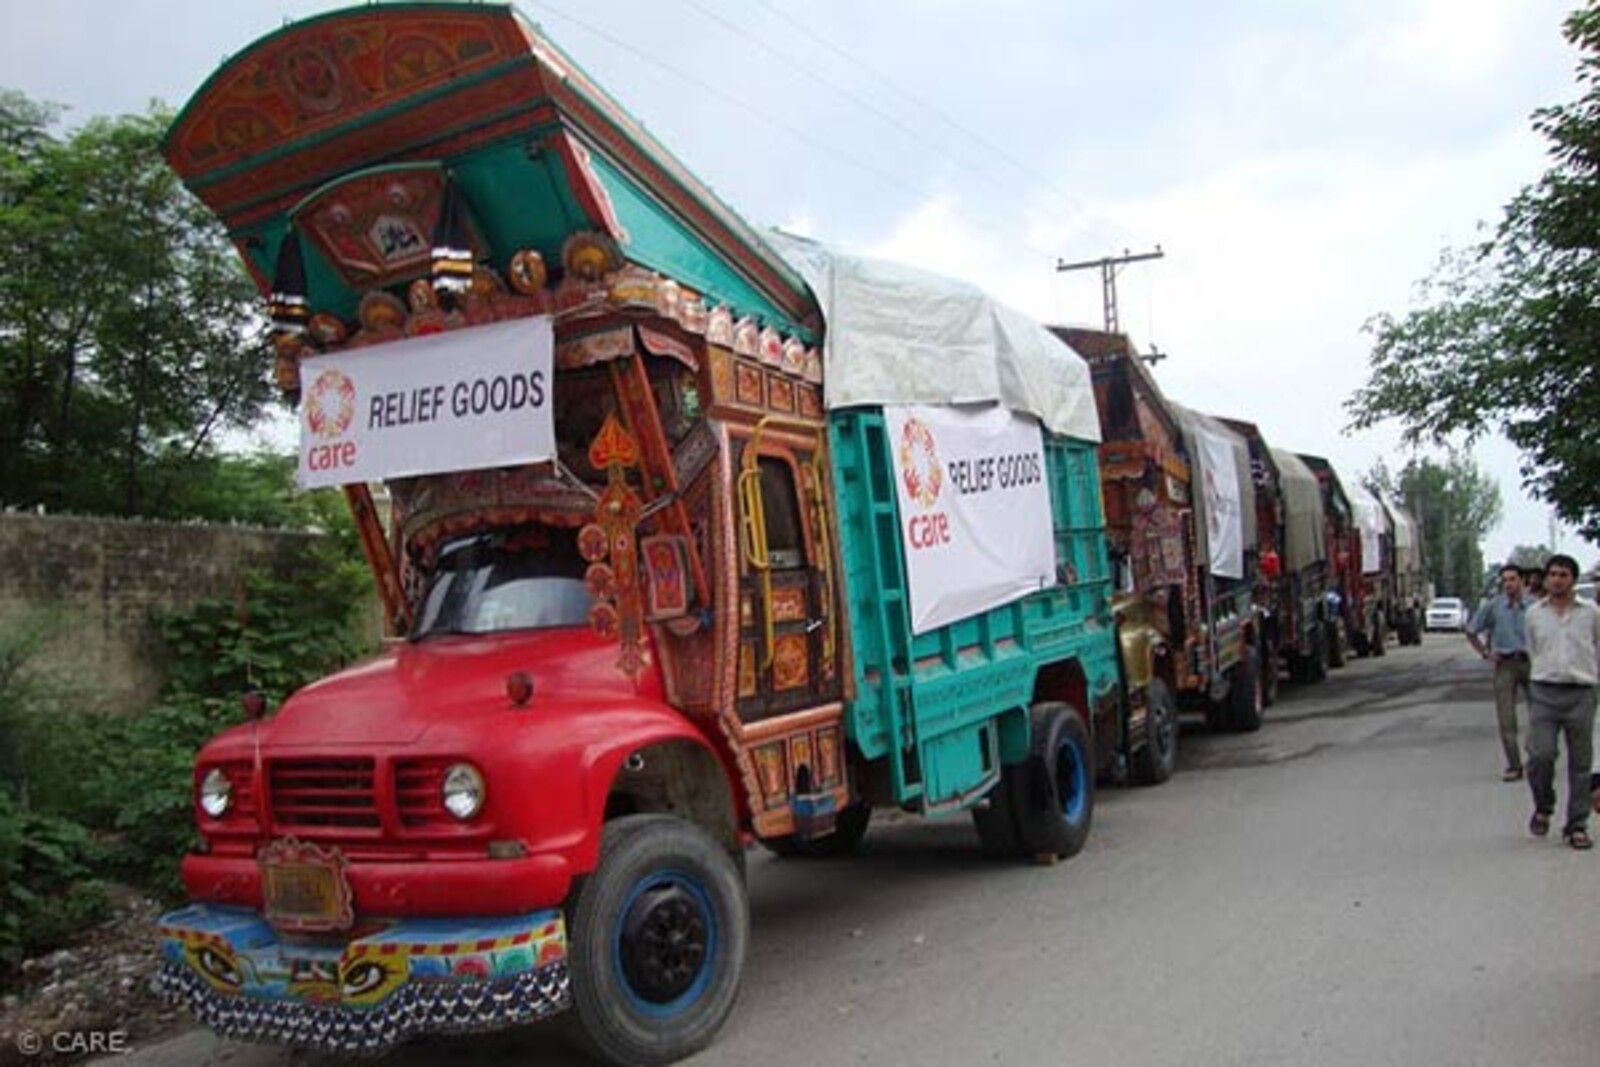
[1229,646,1264,732]
[1130,680,1178,785]
[568,814,748,1067]
[1261,642,1281,707]
[1328,621,1347,668]
[1308,626,1329,683]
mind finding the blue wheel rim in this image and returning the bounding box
[1057,735,1088,824]
[612,869,718,1018]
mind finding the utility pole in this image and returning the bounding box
[1056,246,1164,335]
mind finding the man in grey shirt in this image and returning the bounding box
[1524,553,1600,849]
[1467,563,1531,781]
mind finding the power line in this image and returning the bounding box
[745,0,1113,234]
[522,0,1067,266]
[526,0,1246,393]
[678,0,1101,245]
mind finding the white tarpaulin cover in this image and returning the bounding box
[884,404,1056,634]
[1347,483,1389,575]
[766,231,1102,443]
[1381,491,1422,572]
[297,317,555,488]
[1269,449,1327,572]
[1171,405,1251,579]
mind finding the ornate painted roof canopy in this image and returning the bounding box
[164,2,819,341]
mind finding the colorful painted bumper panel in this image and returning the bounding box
[156,904,570,1054]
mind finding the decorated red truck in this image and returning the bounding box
[1051,329,1268,733]
[1212,419,1331,690]
[151,5,1162,1064]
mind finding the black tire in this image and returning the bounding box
[976,703,1094,859]
[567,814,748,1067]
[759,803,871,858]
[1130,679,1178,785]
[1372,617,1387,657]
[1307,626,1329,683]
[1261,642,1281,708]
[1204,696,1229,731]
[1229,647,1264,732]
[1350,627,1370,658]
[1012,703,1094,858]
[1328,622,1347,668]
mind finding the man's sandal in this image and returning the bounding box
[1530,812,1551,837]
[1564,827,1593,851]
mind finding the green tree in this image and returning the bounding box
[1393,452,1502,597]
[0,91,272,517]
[1508,543,1555,568]
[1347,5,1600,539]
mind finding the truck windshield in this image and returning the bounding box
[412,530,593,639]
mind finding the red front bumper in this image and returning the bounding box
[183,849,574,916]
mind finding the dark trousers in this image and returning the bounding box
[1527,681,1598,833]
[1492,656,1529,770]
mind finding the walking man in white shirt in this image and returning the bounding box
[1524,553,1600,850]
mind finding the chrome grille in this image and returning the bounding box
[267,758,379,830]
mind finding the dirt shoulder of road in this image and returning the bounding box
[0,890,188,1067]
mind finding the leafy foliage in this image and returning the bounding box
[0,90,273,518]
[0,626,111,978]
[157,541,373,705]
[1347,5,1600,539]
[1508,544,1557,568]
[0,510,375,952]
[1379,452,1502,598]
[0,792,110,976]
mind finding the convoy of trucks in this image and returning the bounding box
[151,5,1430,1064]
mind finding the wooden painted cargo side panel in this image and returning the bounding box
[828,409,1119,812]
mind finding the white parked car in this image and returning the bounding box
[1425,596,1469,631]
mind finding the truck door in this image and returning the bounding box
[732,429,844,722]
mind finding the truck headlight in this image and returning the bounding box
[442,763,486,820]
[199,768,232,818]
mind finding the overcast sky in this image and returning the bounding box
[1,0,1583,572]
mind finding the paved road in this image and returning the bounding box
[113,638,1600,1066]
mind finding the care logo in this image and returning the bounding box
[898,417,943,508]
[305,368,356,440]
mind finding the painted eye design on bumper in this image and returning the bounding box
[341,957,405,1003]
[194,946,242,989]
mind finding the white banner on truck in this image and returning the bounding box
[885,405,1057,635]
[1349,485,1387,575]
[296,317,555,488]
[1194,426,1244,579]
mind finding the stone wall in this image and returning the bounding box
[0,513,325,714]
